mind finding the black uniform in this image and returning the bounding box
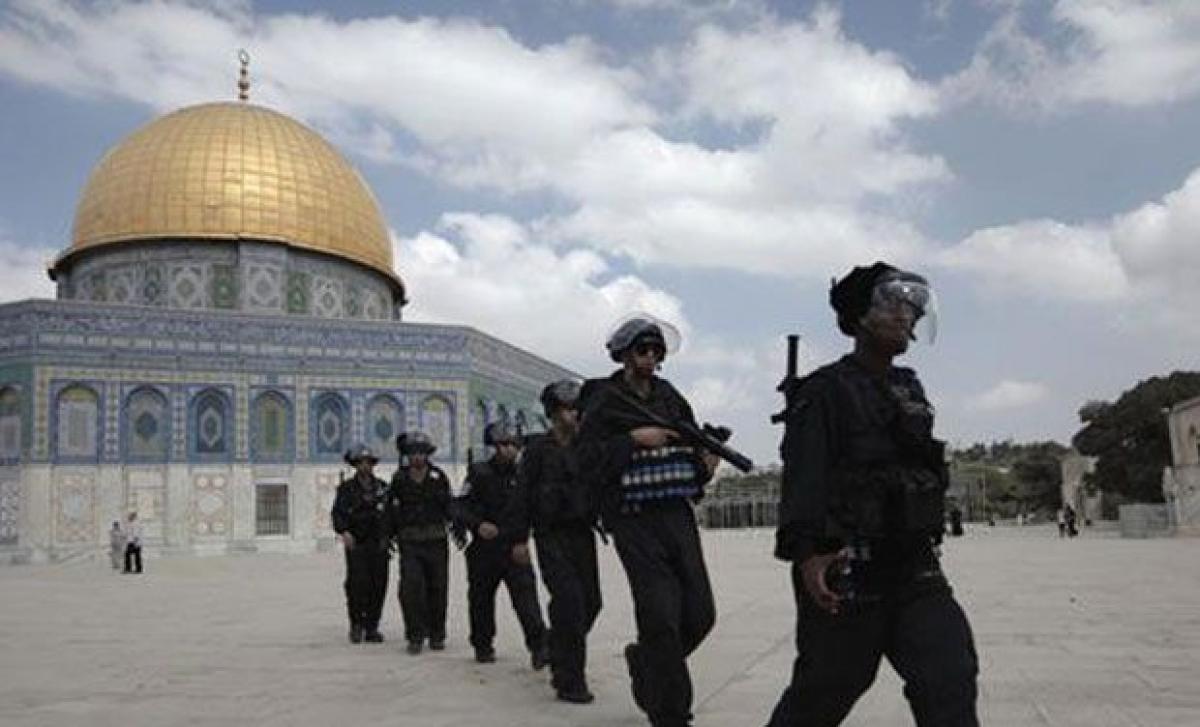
[768,355,978,727]
[331,473,391,636]
[503,432,602,695]
[453,457,548,656]
[388,464,452,647]
[577,370,716,727]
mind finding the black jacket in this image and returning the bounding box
[502,432,594,542]
[775,354,947,564]
[576,369,712,517]
[453,457,521,545]
[331,473,391,549]
[388,464,452,542]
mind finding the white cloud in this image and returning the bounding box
[0,0,654,192]
[967,380,1048,412]
[395,213,687,370]
[0,234,56,303]
[940,164,1200,325]
[946,0,1200,110]
[937,219,1129,302]
[0,1,949,281]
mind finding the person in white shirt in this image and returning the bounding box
[123,512,143,574]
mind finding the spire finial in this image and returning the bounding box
[237,49,250,102]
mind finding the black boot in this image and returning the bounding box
[475,647,496,663]
[348,624,363,644]
[364,627,385,643]
[555,685,595,704]
[531,641,550,671]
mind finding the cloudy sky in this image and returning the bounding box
[2,0,1198,466]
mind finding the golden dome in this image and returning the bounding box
[55,102,401,292]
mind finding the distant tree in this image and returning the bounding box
[1072,372,1200,503]
[1011,442,1069,512]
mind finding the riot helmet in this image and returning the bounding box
[540,379,581,417]
[397,431,436,456]
[605,313,682,362]
[343,443,379,466]
[483,421,521,447]
[830,262,938,345]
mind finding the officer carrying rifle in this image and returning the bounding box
[577,313,746,727]
[767,262,979,727]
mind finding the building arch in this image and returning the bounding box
[251,390,293,462]
[366,393,404,462]
[0,386,20,462]
[311,391,350,460]
[123,386,170,461]
[54,384,100,461]
[420,394,455,460]
[190,387,233,460]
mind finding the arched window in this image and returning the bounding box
[55,385,99,460]
[125,387,169,461]
[366,394,404,461]
[191,388,232,458]
[420,395,454,457]
[312,392,349,458]
[0,387,20,461]
[252,391,292,462]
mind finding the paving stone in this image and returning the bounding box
[0,524,1196,726]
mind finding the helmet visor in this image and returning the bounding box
[869,277,939,345]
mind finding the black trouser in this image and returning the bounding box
[343,543,390,632]
[466,540,547,652]
[398,538,449,644]
[536,525,602,692]
[766,561,979,727]
[123,543,142,573]
[609,500,716,727]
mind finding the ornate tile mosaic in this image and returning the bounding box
[55,474,96,544]
[191,473,230,536]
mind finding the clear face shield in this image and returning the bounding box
[866,275,939,345]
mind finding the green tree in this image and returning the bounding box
[1072,371,1200,502]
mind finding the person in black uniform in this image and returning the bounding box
[452,422,549,667]
[387,431,453,655]
[767,262,979,726]
[502,379,602,704]
[576,314,719,727]
[330,444,391,644]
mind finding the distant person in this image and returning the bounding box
[1056,508,1067,538]
[331,444,391,644]
[388,431,453,655]
[109,521,126,570]
[949,506,964,537]
[122,512,143,574]
[769,262,978,726]
[1064,505,1078,538]
[1016,511,1025,527]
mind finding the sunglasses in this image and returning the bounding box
[632,342,666,358]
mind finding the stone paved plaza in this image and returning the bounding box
[1,524,1197,726]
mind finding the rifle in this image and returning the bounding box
[605,386,754,473]
[770,334,801,425]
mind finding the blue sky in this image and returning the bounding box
[2,0,1199,466]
